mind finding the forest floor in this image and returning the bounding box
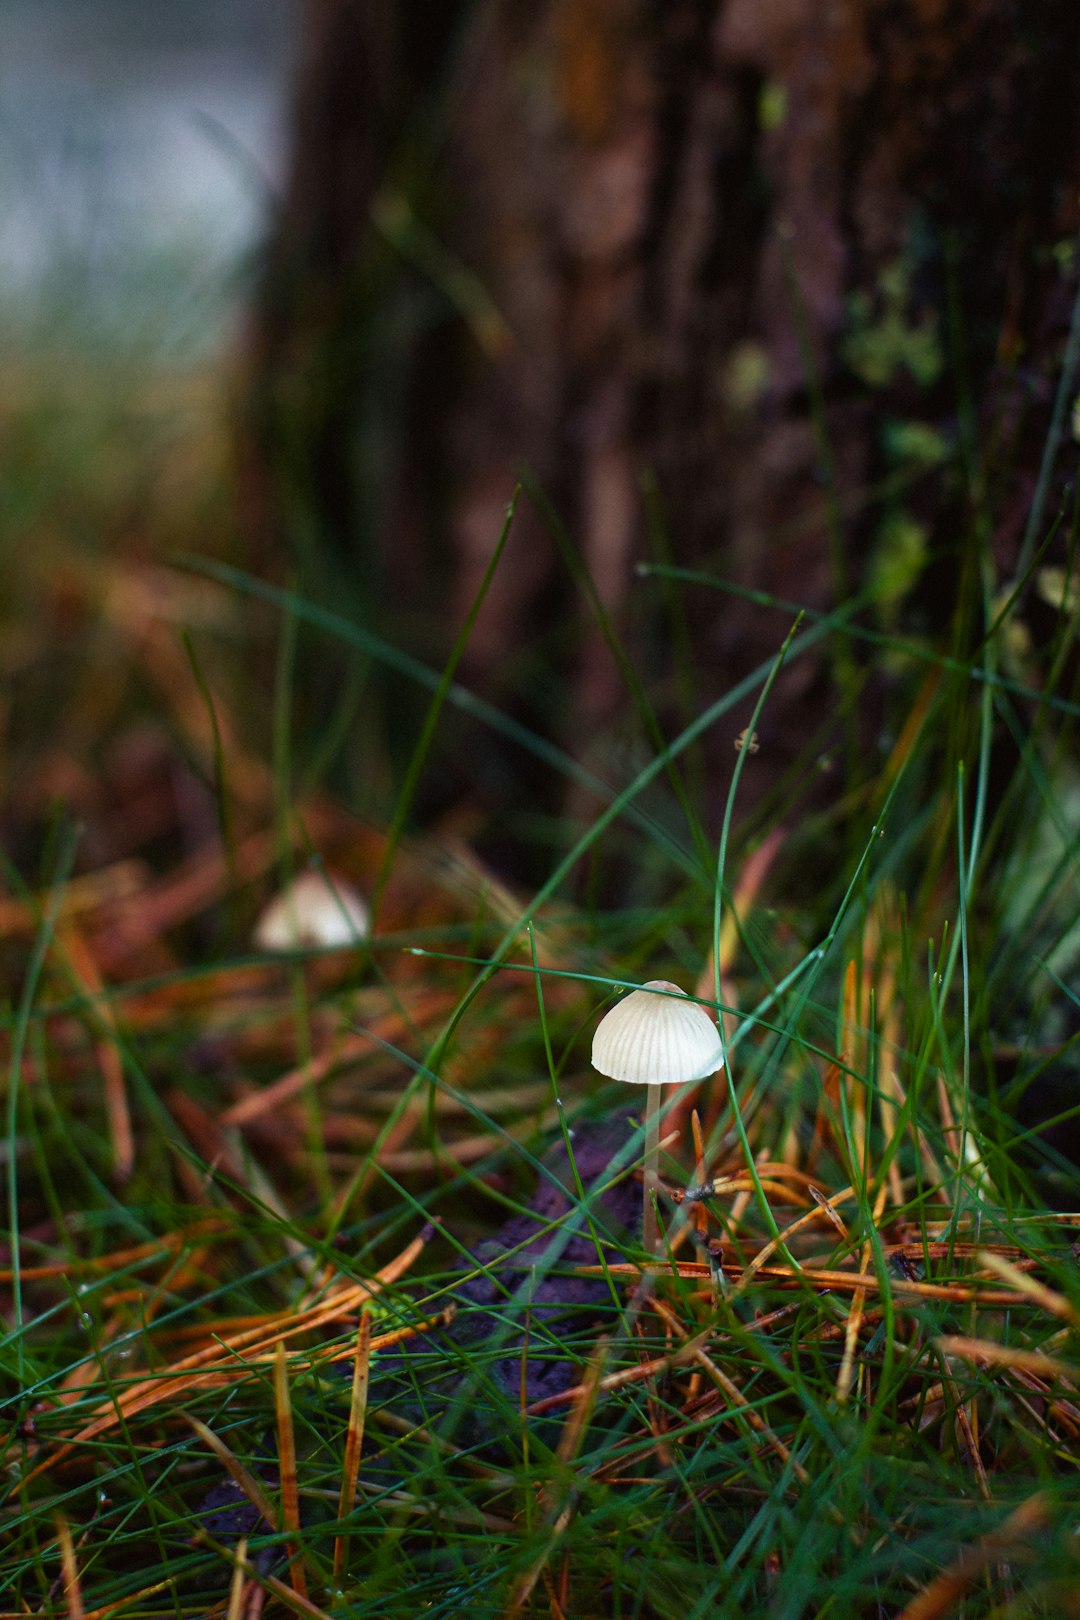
[2,335,1080,1619]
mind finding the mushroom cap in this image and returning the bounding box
[253,869,370,951]
[591,979,724,1086]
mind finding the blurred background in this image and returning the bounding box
[0,0,296,896]
[0,0,293,348]
[3,0,1080,903]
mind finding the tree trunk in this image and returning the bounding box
[242,0,1080,832]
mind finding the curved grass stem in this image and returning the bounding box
[643,1083,662,1255]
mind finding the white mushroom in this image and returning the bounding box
[253,869,370,952]
[592,980,723,1252]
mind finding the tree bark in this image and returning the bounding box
[243,0,1080,830]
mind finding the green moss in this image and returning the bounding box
[844,260,943,389]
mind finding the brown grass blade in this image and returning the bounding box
[184,1414,276,1529]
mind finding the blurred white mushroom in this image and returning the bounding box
[253,869,370,952]
[592,979,723,1253]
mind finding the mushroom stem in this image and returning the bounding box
[643,1083,662,1254]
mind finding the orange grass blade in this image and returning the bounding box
[811,1057,844,1163]
[697,823,785,986]
[55,1512,87,1620]
[503,1494,576,1620]
[731,1185,856,1292]
[883,1069,948,1197]
[506,1342,609,1618]
[938,1335,1079,1384]
[876,987,906,1210]
[226,1534,248,1620]
[945,1372,992,1503]
[333,1309,373,1579]
[691,1344,812,1489]
[82,1572,183,1620]
[29,1309,453,1486]
[936,1070,959,1166]
[274,1341,308,1600]
[222,995,457,1129]
[58,923,134,1181]
[0,1225,224,1284]
[541,1565,569,1620]
[27,1228,439,1483]
[244,1581,268,1618]
[808,1182,852,1243]
[98,825,277,960]
[976,1250,1080,1330]
[841,958,867,1160]
[200,1538,335,1620]
[836,1181,887,1405]
[689,1110,710,1249]
[585,1259,1039,1309]
[0,859,146,938]
[895,1492,1050,1620]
